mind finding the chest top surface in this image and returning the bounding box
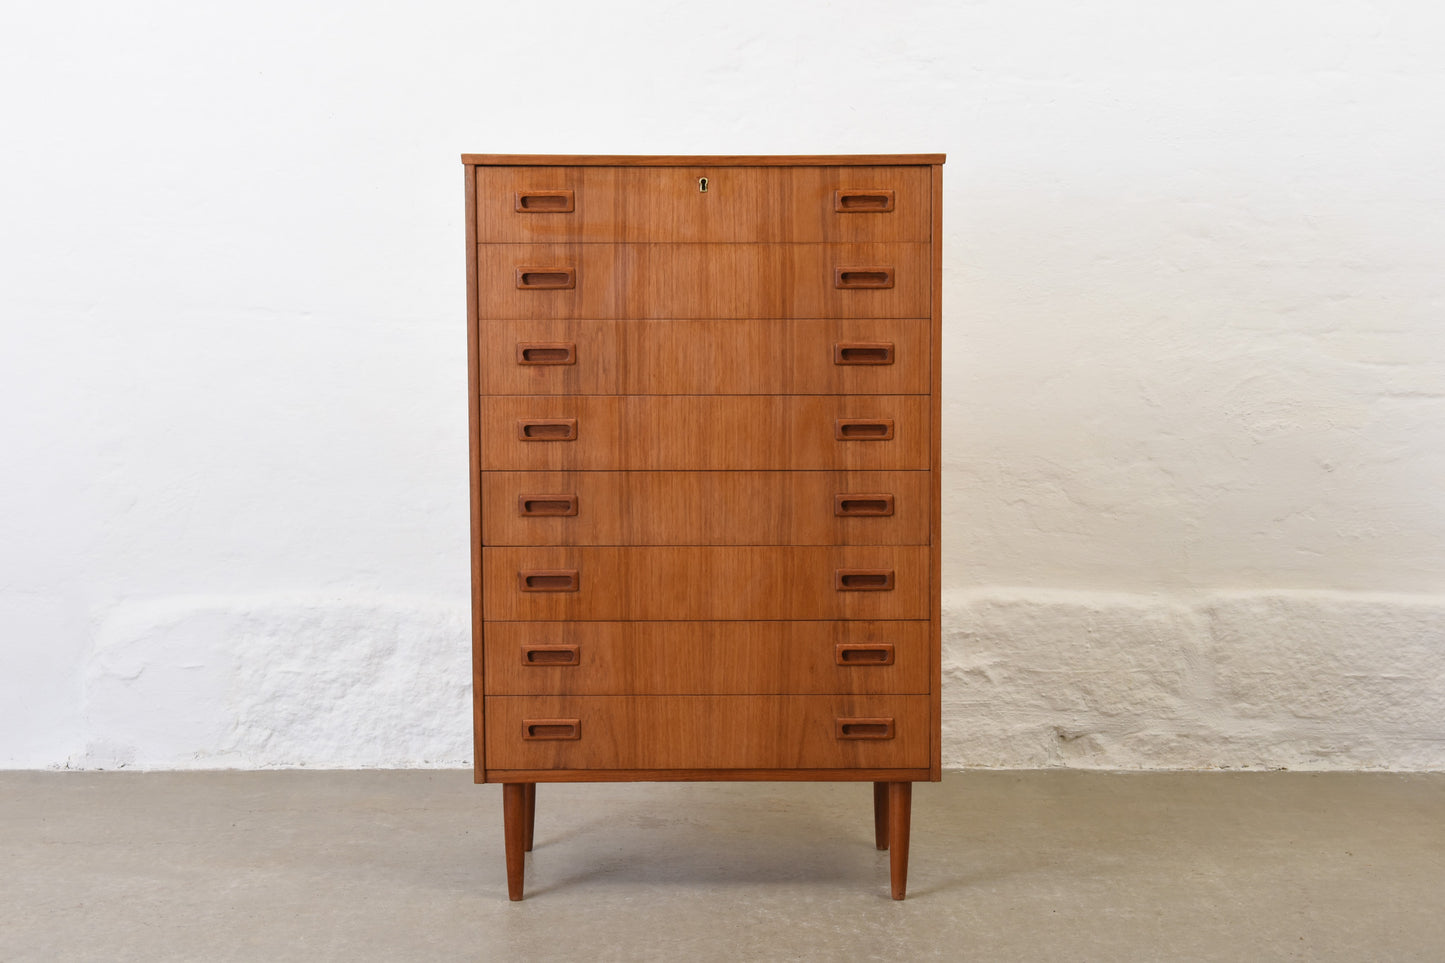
[462,153,945,167]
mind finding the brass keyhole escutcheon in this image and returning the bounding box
[699,176,708,193]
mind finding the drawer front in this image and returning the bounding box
[479,396,928,471]
[483,471,930,546]
[475,166,930,243]
[485,695,930,770]
[484,620,930,695]
[476,243,930,319]
[478,318,930,395]
[482,546,929,621]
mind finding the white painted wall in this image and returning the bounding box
[2,1,1441,770]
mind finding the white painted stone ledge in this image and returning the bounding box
[59,589,1445,771]
[943,588,1445,771]
[73,595,473,772]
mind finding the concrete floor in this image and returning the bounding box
[1,772,1442,961]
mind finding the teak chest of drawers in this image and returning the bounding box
[463,153,944,900]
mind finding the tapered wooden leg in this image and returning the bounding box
[522,782,536,852]
[503,783,527,901]
[872,782,890,850]
[887,781,912,900]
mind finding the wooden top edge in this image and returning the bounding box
[461,153,946,167]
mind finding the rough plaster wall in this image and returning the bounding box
[944,591,1445,770]
[1,1,1442,769]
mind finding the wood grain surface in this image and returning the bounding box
[464,153,945,167]
[481,470,930,546]
[481,767,933,783]
[478,395,928,471]
[484,694,930,769]
[482,546,929,621]
[483,620,931,695]
[474,243,930,319]
[465,164,486,778]
[475,166,930,243]
[476,317,929,395]
[928,162,944,781]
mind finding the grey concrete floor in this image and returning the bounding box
[1,771,1442,961]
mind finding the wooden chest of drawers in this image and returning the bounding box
[463,153,944,900]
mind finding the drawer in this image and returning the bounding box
[475,243,930,319]
[479,396,928,471]
[474,166,930,243]
[477,318,930,395]
[483,621,931,696]
[484,695,930,770]
[482,471,931,545]
[482,546,929,621]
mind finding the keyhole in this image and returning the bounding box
[699,176,709,193]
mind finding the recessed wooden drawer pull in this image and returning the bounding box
[515,267,576,290]
[835,717,895,740]
[517,418,577,441]
[834,267,895,289]
[835,643,896,666]
[523,719,581,740]
[835,569,895,591]
[514,190,575,213]
[834,189,895,213]
[519,570,580,592]
[521,644,580,666]
[834,342,895,365]
[516,342,577,365]
[834,493,895,517]
[834,419,894,441]
[518,493,579,516]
